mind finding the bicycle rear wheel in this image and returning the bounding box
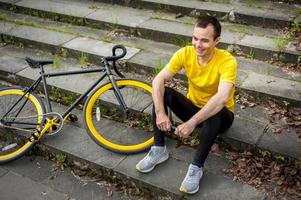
[0,88,45,164]
[84,79,154,154]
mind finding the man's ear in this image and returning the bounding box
[214,36,221,45]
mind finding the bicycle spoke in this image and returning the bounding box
[0,89,44,160]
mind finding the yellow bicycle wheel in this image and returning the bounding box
[0,88,45,164]
[84,79,154,154]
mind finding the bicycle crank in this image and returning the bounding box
[43,112,64,136]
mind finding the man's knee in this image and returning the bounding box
[201,114,222,131]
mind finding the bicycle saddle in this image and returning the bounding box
[25,57,53,68]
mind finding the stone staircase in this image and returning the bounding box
[0,0,300,199]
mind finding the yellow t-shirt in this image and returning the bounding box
[165,46,237,112]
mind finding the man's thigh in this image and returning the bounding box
[165,87,200,122]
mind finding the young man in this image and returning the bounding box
[136,16,237,194]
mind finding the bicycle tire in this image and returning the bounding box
[84,79,154,154]
[0,88,45,164]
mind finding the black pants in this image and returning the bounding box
[153,87,234,168]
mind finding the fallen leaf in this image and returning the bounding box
[272,128,283,134]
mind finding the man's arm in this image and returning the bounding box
[152,68,175,131]
[176,81,233,138]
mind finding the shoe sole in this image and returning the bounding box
[136,153,169,173]
[179,185,199,194]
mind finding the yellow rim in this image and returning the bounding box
[0,89,43,160]
[85,80,154,152]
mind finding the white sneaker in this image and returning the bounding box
[179,164,203,194]
[136,146,169,173]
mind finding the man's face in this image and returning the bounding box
[192,25,220,58]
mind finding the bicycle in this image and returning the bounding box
[0,45,154,164]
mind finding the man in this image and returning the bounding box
[136,16,237,194]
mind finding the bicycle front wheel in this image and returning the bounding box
[84,79,154,154]
[0,88,45,164]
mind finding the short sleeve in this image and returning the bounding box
[165,47,185,74]
[219,56,237,85]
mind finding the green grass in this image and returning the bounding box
[55,153,66,170]
[53,56,61,68]
[50,7,60,21]
[60,48,68,58]
[273,35,290,52]
[174,38,192,47]
[294,7,301,16]
[0,14,35,27]
[154,59,164,75]
[291,20,301,34]
[111,17,119,31]
[246,49,255,59]
[79,52,88,66]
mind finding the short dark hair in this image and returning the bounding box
[195,16,221,40]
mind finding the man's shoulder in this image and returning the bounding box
[177,45,194,55]
[215,48,236,61]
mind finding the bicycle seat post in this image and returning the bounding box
[40,64,52,113]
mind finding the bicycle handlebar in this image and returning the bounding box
[105,45,127,61]
[104,45,127,78]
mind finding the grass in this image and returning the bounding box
[246,49,255,59]
[291,20,300,34]
[111,17,119,31]
[55,153,66,170]
[50,88,79,105]
[154,59,164,75]
[137,113,152,130]
[50,7,60,21]
[60,48,68,58]
[0,14,35,27]
[273,35,290,52]
[79,52,88,67]
[174,38,192,47]
[294,7,301,16]
[283,100,290,111]
[53,56,61,68]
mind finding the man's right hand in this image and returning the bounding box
[156,112,172,131]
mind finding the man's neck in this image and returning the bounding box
[198,49,215,66]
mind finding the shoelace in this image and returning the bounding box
[188,169,196,177]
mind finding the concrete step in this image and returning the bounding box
[0,0,300,63]
[1,17,300,107]
[0,45,300,160]
[42,103,273,200]
[0,81,272,199]
[93,0,301,28]
[2,0,300,29]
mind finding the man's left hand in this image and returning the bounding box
[175,121,196,138]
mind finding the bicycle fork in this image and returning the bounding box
[108,75,129,118]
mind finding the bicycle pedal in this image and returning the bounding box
[68,113,78,122]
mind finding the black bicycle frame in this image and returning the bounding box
[2,60,129,126]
